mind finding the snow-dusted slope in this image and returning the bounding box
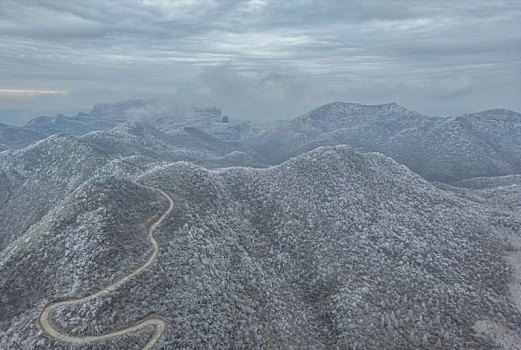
[243,102,521,182]
[0,119,269,253]
[387,109,521,182]
[0,135,134,250]
[443,174,521,212]
[454,174,521,190]
[24,114,119,137]
[0,123,47,148]
[243,102,434,162]
[0,119,268,251]
[0,176,167,350]
[80,121,266,168]
[2,145,519,349]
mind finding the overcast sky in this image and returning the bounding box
[1,0,520,123]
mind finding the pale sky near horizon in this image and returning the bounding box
[1,0,520,124]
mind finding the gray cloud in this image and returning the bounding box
[0,0,520,123]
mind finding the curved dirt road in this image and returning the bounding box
[39,165,174,349]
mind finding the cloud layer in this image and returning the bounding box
[1,0,520,121]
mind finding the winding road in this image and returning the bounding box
[39,164,174,349]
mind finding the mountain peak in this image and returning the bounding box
[103,120,156,140]
[113,120,145,130]
[299,101,420,123]
[453,108,521,123]
[469,108,520,117]
[320,101,401,109]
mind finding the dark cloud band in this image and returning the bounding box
[0,0,520,121]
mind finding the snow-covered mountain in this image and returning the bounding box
[0,134,135,251]
[1,100,520,349]
[4,100,520,183]
[0,118,268,253]
[1,143,520,349]
[24,114,119,137]
[80,121,266,168]
[243,102,521,182]
[0,122,47,149]
[1,175,167,349]
[444,174,521,212]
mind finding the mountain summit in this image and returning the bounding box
[244,102,521,182]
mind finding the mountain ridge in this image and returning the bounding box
[1,100,520,184]
[244,102,521,182]
[0,135,520,348]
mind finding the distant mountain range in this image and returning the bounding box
[80,121,266,168]
[244,102,521,182]
[0,122,47,149]
[1,100,519,182]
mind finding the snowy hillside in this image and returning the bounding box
[0,176,167,349]
[80,121,266,169]
[243,102,521,182]
[0,123,47,148]
[1,145,520,349]
[1,99,520,349]
[24,114,119,137]
[0,120,267,252]
[0,135,135,250]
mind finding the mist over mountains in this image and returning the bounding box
[1,100,520,349]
